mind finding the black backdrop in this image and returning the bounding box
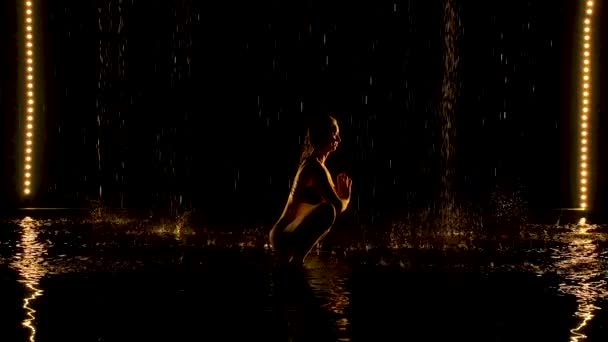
[1,0,605,225]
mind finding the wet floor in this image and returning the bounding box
[1,214,607,341]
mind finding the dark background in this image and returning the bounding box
[0,0,605,226]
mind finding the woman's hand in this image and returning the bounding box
[336,173,352,200]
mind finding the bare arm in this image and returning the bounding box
[305,160,350,213]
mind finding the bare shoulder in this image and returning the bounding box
[300,158,334,187]
[300,157,324,176]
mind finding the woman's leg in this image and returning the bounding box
[290,203,337,263]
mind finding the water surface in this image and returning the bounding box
[1,214,607,341]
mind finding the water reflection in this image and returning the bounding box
[10,217,48,342]
[552,219,608,342]
[270,255,352,341]
[305,256,352,341]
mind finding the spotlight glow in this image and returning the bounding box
[21,0,37,198]
[577,2,595,210]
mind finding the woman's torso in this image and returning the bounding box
[273,159,328,232]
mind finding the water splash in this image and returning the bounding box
[437,0,461,230]
[96,0,128,206]
[10,217,48,342]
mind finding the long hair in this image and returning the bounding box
[298,115,337,166]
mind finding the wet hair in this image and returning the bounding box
[299,115,338,165]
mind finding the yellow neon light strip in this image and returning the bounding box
[23,1,35,196]
[578,1,595,210]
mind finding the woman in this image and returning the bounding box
[269,115,352,264]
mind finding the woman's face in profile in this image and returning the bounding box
[328,121,341,152]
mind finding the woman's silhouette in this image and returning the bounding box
[269,115,352,264]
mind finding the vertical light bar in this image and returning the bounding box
[22,1,35,197]
[578,0,595,210]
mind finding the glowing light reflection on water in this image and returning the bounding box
[10,217,48,342]
[552,221,608,342]
[306,256,352,341]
